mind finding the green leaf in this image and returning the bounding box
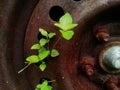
[39,28,48,37]
[46,86,53,90]
[36,80,52,90]
[26,55,39,63]
[54,23,62,29]
[48,33,56,38]
[63,23,78,31]
[31,43,41,50]
[39,47,46,53]
[38,50,50,61]
[39,38,49,47]
[60,13,73,25]
[51,49,59,57]
[39,62,46,71]
[54,23,78,31]
[60,30,74,40]
[54,13,78,30]
[41,80,48,86]
[35,84,41,90]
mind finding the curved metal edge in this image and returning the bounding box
[0,0,39,90]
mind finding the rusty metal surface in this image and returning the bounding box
[1,0,120,90]
[25,0,120,90]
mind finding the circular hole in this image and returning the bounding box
[49,6,64,21]
[73,0,81,1]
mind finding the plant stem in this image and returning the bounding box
[51,35,62,49]
[18,63,32,74]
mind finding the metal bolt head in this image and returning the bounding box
[79,56,95,76]
[94,25,110,42]
[96,31,110,42]
[105,76,119,90]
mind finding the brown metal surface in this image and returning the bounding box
[1,0,120,90]
[0,0,38,90]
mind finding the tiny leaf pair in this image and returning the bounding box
[39,28,56,39]
[54,13,78,40]
[39,62,46,71]
[35,80,52,90]
[54,13,78,30]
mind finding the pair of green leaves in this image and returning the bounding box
[39,28,56,39]
[31,28,55,49]
[26,49,49,71]
[54,13,78,40]
[35,80,52,90]
[26,29,59,71]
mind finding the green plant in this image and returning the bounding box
[18,12,78,90]
[35,80,53,90]
[26,28,58,71]
[25,12,78,71]
[54,12,78,40]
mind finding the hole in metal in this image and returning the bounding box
[49,6,64,21]
[73,0,81,1]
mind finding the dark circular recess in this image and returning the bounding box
[49,6,64,21]
[73,0,81,1]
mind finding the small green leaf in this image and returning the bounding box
[39,62,46,71]
[40,38,49,46]
[51,49,59,57]
[31,43,41,50]
[35,80,48,90]
[42,80,48,86]
[54,23,62,29]
[46,86,53,90]
[36,80,52,90]
[54,23,77,31]
[63,23,78,31]
[60,30,74,40]
[48,33,56,38]
[39,50,50,60]
[35,84,41,90]
[60,13,73,25]
[35,80,53,90]
[39,28,48,37]
[39,47,46,53]
[54,13,78,30]
[26,55,39,63]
